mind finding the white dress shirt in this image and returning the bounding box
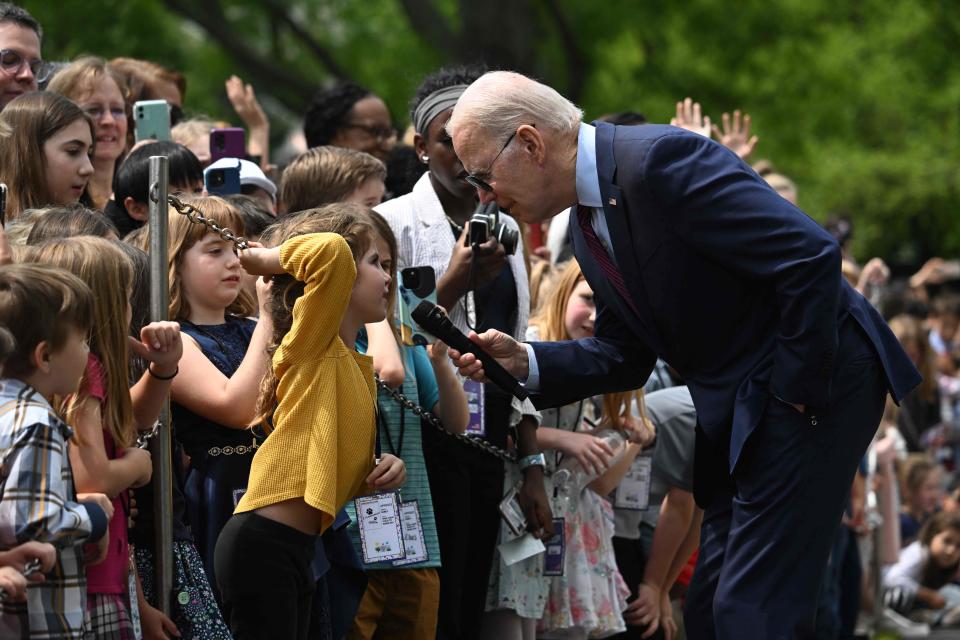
[376,171,539,420]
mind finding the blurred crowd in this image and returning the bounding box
[0,3,957,640]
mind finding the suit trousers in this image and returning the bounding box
[683,318,886,640]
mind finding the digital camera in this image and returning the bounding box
[466,203,519,255]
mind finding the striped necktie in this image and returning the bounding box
[576,205,639,314]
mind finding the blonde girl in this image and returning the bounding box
[25,236,182,638]
[214,204,406,640]
[485,259,651,640]
[899,456,942,546]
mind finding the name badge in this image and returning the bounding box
[464,378,485,437]
[615,455,652,511]
[128,571,143,639]
[543,518,565,576]
[355,491,406,563]
[393,500,429,566]
[498,485,527,537]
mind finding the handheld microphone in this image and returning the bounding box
[411,301,529,401]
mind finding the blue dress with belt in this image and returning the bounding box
[173,316,263,598]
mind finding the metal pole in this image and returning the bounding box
[148,156,174,616]
[868,492,884,634]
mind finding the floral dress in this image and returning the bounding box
[537,401,630,639]
[485,331,629,637]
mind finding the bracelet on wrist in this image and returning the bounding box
[148,365,178,381]
[519,452,546,471]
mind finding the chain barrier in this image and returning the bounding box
[151,190,250,251]
[154,193,514,464]
[137,420,161,449]
[0,558,42,602]
[375,376,516,463]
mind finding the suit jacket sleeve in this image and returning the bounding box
[529,287,656,409]
[644,133,841,409]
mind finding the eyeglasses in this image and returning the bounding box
[343,122,396,143]
[0,49,49,84]
[463,127,525,193]
[83,105,127,121]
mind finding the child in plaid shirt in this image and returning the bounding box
[0,263,114,639]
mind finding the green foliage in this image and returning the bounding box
[575,0,960,265]
[23,0,236,121]
[21,0,960,264]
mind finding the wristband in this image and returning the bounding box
[148,365,178,381]
[519,453,546,471]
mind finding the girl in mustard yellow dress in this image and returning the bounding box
[214,204,406,639]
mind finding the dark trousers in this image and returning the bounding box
[214,512,317,640]
[425,430,504,640]
[425,385,511,640]
[684,319,887,640]
[815,523,863,640]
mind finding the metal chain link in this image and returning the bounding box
[375,376,516,463]
[0,558,42,601]
[136,420,161,449]
[152,189,250,251]
[152,192,512,463]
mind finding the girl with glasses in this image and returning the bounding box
[48,57,130,210]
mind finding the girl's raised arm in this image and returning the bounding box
[128,321,183,430]
[273,233,356,357]
[170,279,273,429]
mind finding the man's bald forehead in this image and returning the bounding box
[456,72,531,111]
[447,70,583,144]
[448,71,533,136]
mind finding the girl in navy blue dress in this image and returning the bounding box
[163,197,274,597]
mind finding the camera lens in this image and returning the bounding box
[214,133,224,151]
[496,225,520,255]
[211,171,225,187]
[401,269,420,289]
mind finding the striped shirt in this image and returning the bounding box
[346,343,442,570]
[0,379,99,639]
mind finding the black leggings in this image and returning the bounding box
[214,512,317,640]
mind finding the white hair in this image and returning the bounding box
[447,71,583,142]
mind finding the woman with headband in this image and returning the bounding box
[375,66,548,640]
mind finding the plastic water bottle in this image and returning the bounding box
[552,428,630,511]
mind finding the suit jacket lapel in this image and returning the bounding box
[593,122,653,338]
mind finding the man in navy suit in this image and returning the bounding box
[445,71,921,639]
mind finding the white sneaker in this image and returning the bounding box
[939,602,960,628]
[874,606,932,637]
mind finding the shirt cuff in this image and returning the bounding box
[81,501,109,541]
[523,343,541,391]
